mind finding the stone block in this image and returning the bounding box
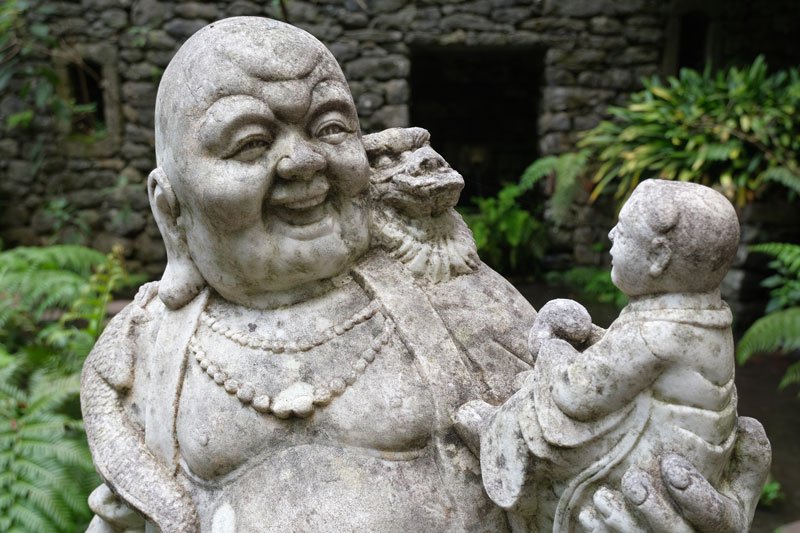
[617,46,660,65]
[347,29,403,42]
[384,79,409,104]
[373,5,416,29]
[589,16,622,34]
[368,104,409,130]
[345,56,410,80]
[356,92,384,116]
[164,18,207,39]
[441,13,508,31]
[147,29,178,50]
[122,82,157,106]
[131,0,169,26]
[229,1,264,17]
[366,0,408,14]
[328,40,359,63]
[491,6,532,23]
[174,2,218,19]
[0,139,19,158]
[520,16,585,32]
[101,8,129,29]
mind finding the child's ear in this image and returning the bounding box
[648,236,672,277]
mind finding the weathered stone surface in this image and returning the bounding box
[460,180,770,532]
[77,22,769,532]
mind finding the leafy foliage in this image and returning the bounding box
[520,151,591,226]
[737,243,800,395]
[758,478,784,508]
[530,57,800,211]
[0,244,138,531]
[460,164,549,277]
[0,364,96,532]
[546,266,627,309]
[580,56,800,205]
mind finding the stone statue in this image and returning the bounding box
[80,17,770,533]
[465,179,767,531]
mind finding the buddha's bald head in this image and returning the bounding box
[155,17,343,171]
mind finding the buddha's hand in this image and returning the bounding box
[87,483,146,533]
[528,299,593,359]
[577,417,770,532]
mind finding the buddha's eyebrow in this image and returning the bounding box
[199,95,273,148]
[308,80,356,118]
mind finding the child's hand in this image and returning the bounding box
[528,299,592,358]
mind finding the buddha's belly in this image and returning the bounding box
[183,443,509,532]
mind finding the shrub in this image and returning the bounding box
[538,56,800,212]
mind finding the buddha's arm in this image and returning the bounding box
[547,323,665,422]
[81,290,199,532]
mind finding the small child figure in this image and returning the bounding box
[475,180,742,532]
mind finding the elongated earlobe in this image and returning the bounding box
[148,168,206,309]
[648,237,672,278]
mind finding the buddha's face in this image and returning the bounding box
[156,20,371,306]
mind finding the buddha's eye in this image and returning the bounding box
[227,136,272,162]
[315,120,351,144]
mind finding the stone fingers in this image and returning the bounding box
[620,467,693,533]
[591,485,648,533]
[661,454,739,532]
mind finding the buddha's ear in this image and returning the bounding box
[648,236,672,278]
[148,168,205,309]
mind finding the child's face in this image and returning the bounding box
[608,201,656,297]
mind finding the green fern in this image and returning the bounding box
[0,245,107,321]
[750,243,800,277]
[737,308,800,365]
[737,242,800,396]
[0,364,97,532]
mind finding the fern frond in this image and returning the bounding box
[550,150,591,225]
[750,243,800,276]
[779,361,800,390]
[519,155,559,189]
[737,308,800,364]
[0,245,105,276]
[761,166,800,195]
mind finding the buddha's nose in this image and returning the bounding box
[406,146,447,177]
[276,139,325,181]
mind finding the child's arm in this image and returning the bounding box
[542,320,666,422]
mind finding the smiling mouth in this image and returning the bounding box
[267,193,335,241]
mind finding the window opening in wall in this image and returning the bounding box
[410,47,544,203]
[677,11,710,71]
[66,59,106,137]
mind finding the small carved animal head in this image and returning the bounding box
[363,127,464,218]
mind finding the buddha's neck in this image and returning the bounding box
[207,272,371,334]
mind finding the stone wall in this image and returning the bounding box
[0,0,669,278]
[1,0,797,303]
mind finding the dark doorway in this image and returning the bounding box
[677,11,710,71]
[410,47,544,204]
